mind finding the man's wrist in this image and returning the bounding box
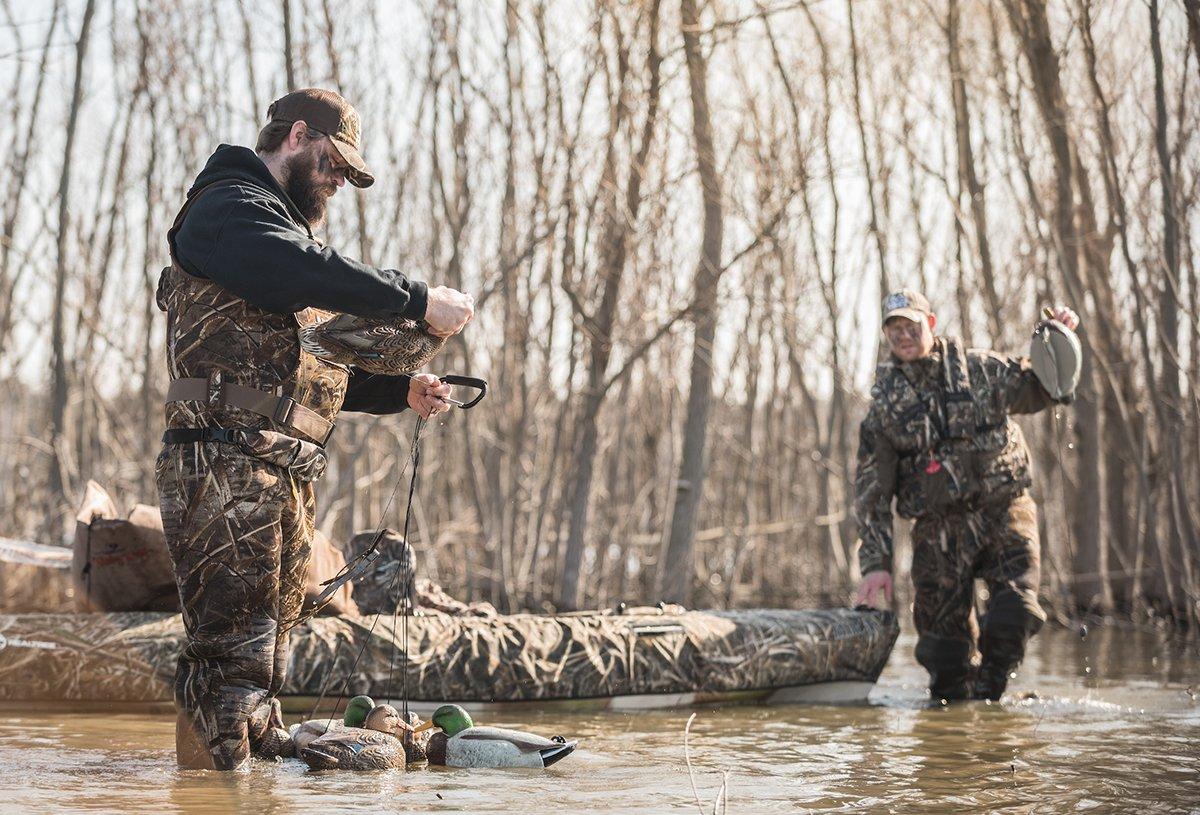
[398,374,413,409]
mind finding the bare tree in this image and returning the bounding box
[281,0,296,92]
[559,0,663,610]
[846,0,891,297]
[947,0,1002,338]
[47,0,99,541]
[660,0,726,605]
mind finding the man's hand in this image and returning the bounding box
[424,286,474,337]
[1048,305,1080,332]
[855,570,894,610]
[407,373,453,419]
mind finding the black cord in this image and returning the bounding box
[304,418,424,724]
[387,416,424,720]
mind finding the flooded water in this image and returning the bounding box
[0,623,1196,814]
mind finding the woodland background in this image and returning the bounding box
[0,0,1196,626]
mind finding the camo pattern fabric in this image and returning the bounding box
[155,439,318,768]
[0,608,898,705]
[854,337,1056,575]
[910,491,1046,695]
[157,178,351,444]
[155,262,350,445]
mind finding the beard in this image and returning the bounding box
[282,150,337,229]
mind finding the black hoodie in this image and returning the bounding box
[171,144,424,414]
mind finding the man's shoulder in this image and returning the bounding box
[176,179,293,238]
[186,178,283,212]
[183,145,284,209]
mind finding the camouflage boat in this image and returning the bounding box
[0,607,897,714]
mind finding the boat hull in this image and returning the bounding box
[0,607,897,710]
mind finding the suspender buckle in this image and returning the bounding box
[273,395,297,427]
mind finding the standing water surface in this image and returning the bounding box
[0,623,1196,814]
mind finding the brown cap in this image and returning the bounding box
[881,289,932,327]
[266,88,374,188]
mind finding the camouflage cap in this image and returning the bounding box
[881,289,932,327]
[266,88,374,188]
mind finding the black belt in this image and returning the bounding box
[162,427,253,446]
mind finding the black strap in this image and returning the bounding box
[162,427,254,445]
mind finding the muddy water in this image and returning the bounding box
[0,624,1196,814]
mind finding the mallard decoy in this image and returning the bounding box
[413,704,577,769]
[299,313,446,375]
[300,704,409,771]
[289,695,375,753]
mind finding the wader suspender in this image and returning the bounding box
[162,181,335,446]
[883,338,983,519]
[935,338,976,441]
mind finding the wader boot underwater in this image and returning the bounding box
[173,698,292,768]
[973,627,1029,701]
[974,582,1045,701]
[915,634,974,702]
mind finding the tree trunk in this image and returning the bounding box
[235,0,262,119]
[1184,0,1200,86]
[947,0,1002,339]
[281,0,297,92]
[558,2,662,610]
[47,0,98,542]
[845,0,890,296]
[660,0,725,605]
[1149,0,1187,618]
[1001,0,1104,611]
[0,0,62,352]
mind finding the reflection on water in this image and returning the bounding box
[0,623,1197,814]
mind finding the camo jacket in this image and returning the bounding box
[854,337,1056,575]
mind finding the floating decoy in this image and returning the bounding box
[414,704,577,769]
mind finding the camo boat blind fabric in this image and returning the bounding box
[0,608,896,705]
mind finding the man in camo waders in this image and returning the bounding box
[156,88,474,769]
[854,290,1081,702]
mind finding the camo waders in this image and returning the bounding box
[156,182,348,769]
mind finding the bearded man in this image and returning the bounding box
[853,290,1080,703]
[155,88,473,769]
